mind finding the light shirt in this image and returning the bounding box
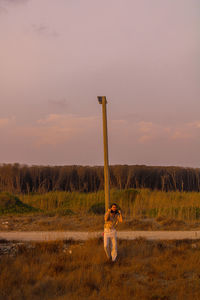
[104,211,120,231]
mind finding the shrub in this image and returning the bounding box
[88,203,105,215]
[0,192,38,214]
[56,209,75,216]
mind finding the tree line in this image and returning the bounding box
[0,163,199,194]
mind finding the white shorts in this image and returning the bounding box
[104,228,117,237]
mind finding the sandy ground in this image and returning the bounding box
[1,230,200,242]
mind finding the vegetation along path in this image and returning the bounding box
[1,231,200,242]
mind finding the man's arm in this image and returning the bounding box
[104,209,111,221]
[118,210,123,222]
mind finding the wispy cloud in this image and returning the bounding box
[137,121,159,143]
[0,117,15,129]
[48,99,68,108]
[0,0,28,13]
[0,0,27,3]
[0,0,28,6]
[138,121,153,133]
[137,120,200,144]
[2,114,200,147]
[18,114,100,146]
[32,24,59,38]
[189,121,200,129]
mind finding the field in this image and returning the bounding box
[1,189,200,231]
[19,189,200,221]
[1,237,200,300]
[1,189,200,299]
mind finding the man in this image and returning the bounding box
[104,203,123,262]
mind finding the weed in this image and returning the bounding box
[1,238,200,299]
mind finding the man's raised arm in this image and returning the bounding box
[118,210,123,223]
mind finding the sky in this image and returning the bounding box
[0,0,199,167]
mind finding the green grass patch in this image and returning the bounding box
[0,192,38,215]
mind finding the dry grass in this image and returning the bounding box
[1,238,200,300]
[134,189,200,221]
[2,214,200,232]
[1,188,200,232]
[18,189,200,221]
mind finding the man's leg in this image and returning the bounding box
[111,233,117,262]
[104,233,111,259]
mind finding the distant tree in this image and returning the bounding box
[0,163,200,194]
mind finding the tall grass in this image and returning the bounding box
[134,189,200,220]
[19,189,200,221]
[19,189,137,215]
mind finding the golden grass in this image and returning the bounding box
[19,189,200,221]
[1,238,200,300]
[134,189,200,220]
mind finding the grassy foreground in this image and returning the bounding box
[1,238,200,300]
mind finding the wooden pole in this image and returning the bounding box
[98,96,110,211]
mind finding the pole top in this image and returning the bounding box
[97,96,107,104]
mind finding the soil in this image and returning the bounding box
[1,214,200,232]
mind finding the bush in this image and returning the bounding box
[0,192,38,214]
[56,209,75,216]
[88,203,105,215]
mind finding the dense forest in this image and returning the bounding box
[0,164,200,194]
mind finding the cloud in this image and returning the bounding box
[1,115,200,165]
[138,121,153,133]
[171,130,191,141]
[104,117,200,145]
[0,117,15,129]
[136,120,200,144]
[170,121,200,141]
[0,114,100,149]
[137,121,162,143]
[48,99,68,108]
[0,0,28,13]
[2,115,200,148]
[0,0,28,4]
[37,114,64,125]
[32,24,59,38]
[189,121,200,129]
[0,0,28,7]
[19,114,100,146]
[0,118,10,128]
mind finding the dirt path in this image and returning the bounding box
[1,231,200,242]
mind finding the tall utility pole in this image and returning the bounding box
[97,96,110,211]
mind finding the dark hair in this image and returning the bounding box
[110,203,118,208]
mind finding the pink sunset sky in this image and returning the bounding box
[0,0,199,167]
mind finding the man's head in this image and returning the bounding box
[110,203,118,214]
